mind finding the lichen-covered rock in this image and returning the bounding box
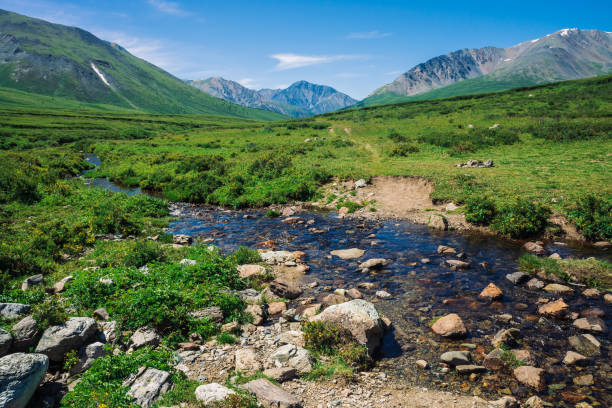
[0,304,30,320]
[269,344,313,374]
[130,327,160,349]
[35,317,97,362]
[123,367,172,408]
[0,353,49,408]
[70,342,106,374]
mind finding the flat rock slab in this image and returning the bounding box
[330,248,365,260]
[0,353,49,408]
[245,378,302,408]
[123,367,172,408]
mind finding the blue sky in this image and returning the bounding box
[1,0,610,99]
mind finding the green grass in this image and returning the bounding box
[518,254,612,289]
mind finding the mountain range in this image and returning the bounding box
[362,28,612,106]
[0,10,284,120]
[188,78,357,117]
[0,8,610,117]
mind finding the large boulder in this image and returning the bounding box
[237,264,267,279]
[260,251,295,264]
[10,317,38,352]
[123,367,172,408]
[0,330,11,358]
[98,321,118,345]
[431,314,467,338]
[0,353,49,408]
[310,300,383,356]
[0,304,30,320]
[35,317,97,362]
[195,383,235,405]
[245,378,302,408]
[428,214,448,230]
[440,351,470,366]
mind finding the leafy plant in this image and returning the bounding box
[492,198,550,238]
[465,195,496,225]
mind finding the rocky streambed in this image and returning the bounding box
[167,203,612,407]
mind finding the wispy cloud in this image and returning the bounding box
[347,30,391,39]
[270,53,365,70]
[147,0,190,16]
[238,78,257,88]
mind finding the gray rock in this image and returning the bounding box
[359,258,390,270]
[263,367,297,382]
[375,290,392,299]
[0,304,30,320]
[189,306,223,323]
[269,344,313,374]
[310,300,384,356]
[21,275,43,291]
[245,378,302,408]
[195,383,234,404]
[526,278,545,290]
[123,367,172,408]
[35,317,97,362]
[354,179,367,189]
[98,321,118,344]
[440,351,470,366]
[10,317,38,352]
[0,330,11,358]
[569,334,600,356]
[236,288,263,304]
[130,327,160,349]
[505,272,529,285]
[93,308,109,321]
[173,234,192,246]
[0,353,49,408]
[70,342,106,374]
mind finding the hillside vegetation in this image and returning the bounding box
[2,75,611,241]
[0,10,285,121]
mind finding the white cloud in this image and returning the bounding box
[347,30,391,39]
[147,0,190,16]
[238,78,257,88]
[270,53,365,70]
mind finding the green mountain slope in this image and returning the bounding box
[0,10,285,120]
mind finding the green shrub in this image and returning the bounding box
[465,195,496,225]
[387,129,407,143]
[303,321,371,371]
[492,198,550,238]
[565,194,612,241]
[90,198,139,236]
[266,209,280,217]
[229,246,262,265]
[519,254,611,288]
[389,143,420,157]
[122,240,166,267]
[32,295,68,331]
[527,120,611,141]
[336,200,362,213]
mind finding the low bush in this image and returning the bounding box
[32,295,68,331]
[464,195,496,225]
[565,194,612,241]
[389,143,420,157]
[491,198,550,238]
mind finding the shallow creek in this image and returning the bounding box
[84,156,611,406]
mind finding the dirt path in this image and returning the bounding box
[318,176,484,233]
